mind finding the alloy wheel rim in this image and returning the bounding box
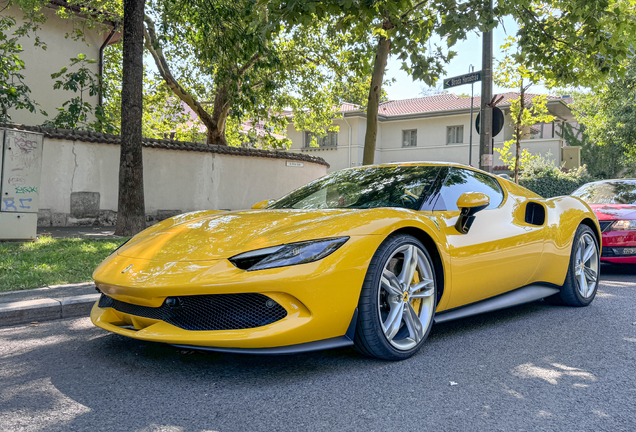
[575,233,599,298]
[378,244,435,350]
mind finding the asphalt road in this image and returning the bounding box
[1,265,635,432]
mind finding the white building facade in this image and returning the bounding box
[286,93,577,172]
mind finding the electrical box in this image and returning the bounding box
[0,129,44,241]
[562,146,582,171]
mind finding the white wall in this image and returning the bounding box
[38,137,328,220]
[4,5,106,126]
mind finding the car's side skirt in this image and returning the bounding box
[172,308,359,356]
[433,284,560,324]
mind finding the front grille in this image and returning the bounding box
[599,221,613,232]
[98,293,287,331]
[602,246,615,257]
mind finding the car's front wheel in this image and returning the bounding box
[354,234,437,360]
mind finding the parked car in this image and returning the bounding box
[572,179,636,264]
[92,162,601,360]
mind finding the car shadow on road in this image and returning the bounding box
[601,262,636,277]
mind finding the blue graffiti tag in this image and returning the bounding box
[18,198,32,209]
[2,198,18,211]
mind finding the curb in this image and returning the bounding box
[0,293,99,327]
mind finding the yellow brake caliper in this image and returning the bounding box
[411,270,422,314]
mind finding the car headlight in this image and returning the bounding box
[608,220,636,231]
[229,237,349,271]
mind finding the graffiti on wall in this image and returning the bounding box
[1,132,42,213]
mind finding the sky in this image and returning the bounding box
[383,16,550,101]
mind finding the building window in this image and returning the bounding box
[304,131,338,148]
[402,129,417,147]
[447,126,464,144]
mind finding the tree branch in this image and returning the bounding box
[401,1,428,19]
[520,6,585,53]
[143,14,215,128]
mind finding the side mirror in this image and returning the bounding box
[455,192,490,234]
[252,199,274,210]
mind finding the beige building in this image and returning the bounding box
[3,2,117,125]
[286,93,577,172]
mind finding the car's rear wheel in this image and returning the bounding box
[549,225,600,307]
[354,234,437,360]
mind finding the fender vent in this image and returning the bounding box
[98,293,287,331]
[525,202,546,226]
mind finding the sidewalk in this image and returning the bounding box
[0,282,99,327]
[0,227,117,327]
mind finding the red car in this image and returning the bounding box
[572,179,636,264]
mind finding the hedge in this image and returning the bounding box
[518,154,594,198]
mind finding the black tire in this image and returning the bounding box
[548,224,600,307]
[354,234,437,360]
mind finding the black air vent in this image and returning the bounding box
[98,293,287,331]
[525,202,546,226]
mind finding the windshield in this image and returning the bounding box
[572,181,636,205]
[270,165,443,210]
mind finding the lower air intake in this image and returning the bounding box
[98,293,287,331]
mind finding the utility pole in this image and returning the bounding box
[469,64,474,166]
[479,0,494,173]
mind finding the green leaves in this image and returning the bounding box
[43,54,113,132]
[0,15,38,122]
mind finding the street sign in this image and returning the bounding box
[443,71,482,89]
[475,107,504,137]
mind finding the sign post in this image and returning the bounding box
[443,69,482,166]
[479,0,494,173]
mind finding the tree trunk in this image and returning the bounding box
[514,83,525,184]
[115,0,146,236]
[362,35,391,165]
[207,85,232,145]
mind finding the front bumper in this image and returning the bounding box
[600,231,636,264]
[90,235,382,350]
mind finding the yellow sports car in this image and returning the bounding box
[91,162,601,360]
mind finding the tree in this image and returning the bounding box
[115,0,145,237]
[494,37,555,183]
[0,15,40,121]
[271,0,636,165]
[140,0,370,147]
[565,57,636,179]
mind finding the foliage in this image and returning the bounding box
[43,54,114,131]
[494,94,555,168]
[559,122,636,180]
[494,37,555,182]
[501,0,636,88]
[142,0,372,147]
[101,41,205,141]
[0,236,128,291]
[0,15,40,122]
[567,57,636,177]
[519,151,594,198]
[342,76,392,108]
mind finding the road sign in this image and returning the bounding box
[443,71,482,89]
[475,107,504,137]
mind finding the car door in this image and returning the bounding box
[433,167,546,309]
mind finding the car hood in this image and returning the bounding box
[589,204,636,221]
[117,209,387,261]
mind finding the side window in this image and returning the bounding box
[434,167,504,211]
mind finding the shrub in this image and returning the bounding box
[519,152,594,198]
